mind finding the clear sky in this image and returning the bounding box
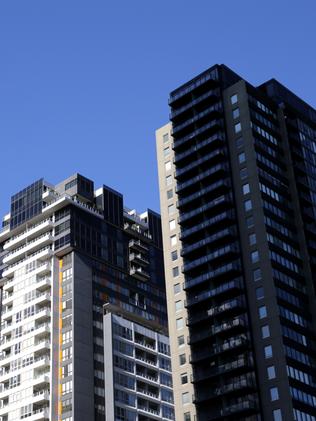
[1,0,316,218]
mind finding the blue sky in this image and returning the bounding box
[1,1,316,218]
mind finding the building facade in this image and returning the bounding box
[103,303,174,421]
[0,174,169,421]
[156,64,316,421]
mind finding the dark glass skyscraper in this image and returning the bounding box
[157,64,316,421]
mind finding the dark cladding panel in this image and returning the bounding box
[147,209,163,249]
[10,179,44,229]
[102,185,123,227]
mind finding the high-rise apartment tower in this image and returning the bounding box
[157,64,316,421]
[0,174,174,421]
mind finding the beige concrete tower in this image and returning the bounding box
[156,124,196,421]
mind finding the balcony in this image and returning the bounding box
[207,297,245,317]
[180,211,234,241]
[193,373,255,403]
[42,189,58,203]
[172,103,223,137]
[174,133,225,165]
[170,88,220,121]
[192,356,253,383]
[28,407,49,420]
[184,260,241,291]
[220,399,258,418]
[135,351,157,367]
[129,253,149,266]
[3,218,53,251]
[175,149,226,181]
[181,227,236,257]
[190,335,248,363]
[130,266,150,281]
[182,243,239,274]
[129,239,148,253]
[136,370,159,384]
[169,68,218,105]
[185,317,247,344]
[2,247,53,278]
[173,119,223,150]
[177,179,230,208]
[179,195,231,225]
[32,389,50,403]
[186,278,243,307]
[2,233,54,265]
[176,163,227,194]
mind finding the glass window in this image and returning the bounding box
[175,300,183,312]
[163,147,170,157]
[236,137,244,149]
[174,283,181,294]
[235,122,242,133]
[169,219,176,230]
[244,199,253,212]
[179,354,186,365]
[182,392,190,404]
[163,133,169,143]
[184,413,191,421]
[270,387,279,401]
[231,94,238,105]
[259,305,267,319]
[170,235,177,246]
[178,335,185,346]
[264,345,273,359]
[181,373,188,384]
[273,409,282,421]
[173,267,179,277]
[165,161,172,172]
[267,365,276,379]
[246,216,254,228]
[243,183,250,195]
[240,167,248,179]
[166,175,172,186]
[176,318,184,330]
[256,287,264,300]
[233,108,240,119]
[238,152,246,164]
[253,268,262,281]
[249,233,257,245]
[261,325,270,338]
[171,250,178,261]
[167,189,173,199]
[251,250,259,263]
[168,204,175,215]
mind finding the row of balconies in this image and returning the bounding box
[169,68,218,106]
[184,259,241,291]
[181,226,236,257]
[3,219,53,251]
[170,88,220,121]
[192,355,253,383]
[3,233,54,265]
[180,210,234,241]
[171,103,223,138]
[190,335,249,363]
[185,277,243,307]
[172,119,223,151]
[192,372,256,403]
[177,178,230,209]
[175,148,226,181]
[174,132,225,166]
[188,316,247,346]
[2,247,53,279]
[179,195,230,226]
[176,162,227,194]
